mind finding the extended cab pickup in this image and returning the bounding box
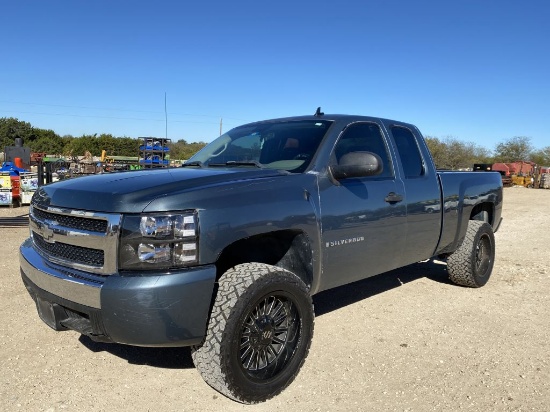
[20,113,503,403]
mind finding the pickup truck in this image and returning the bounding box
[20,111,503,403]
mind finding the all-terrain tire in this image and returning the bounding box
[447,220,495,287]
[191,263,314,404]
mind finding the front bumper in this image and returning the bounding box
[20,238,217,347]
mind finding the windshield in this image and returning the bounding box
[187,120,333,172]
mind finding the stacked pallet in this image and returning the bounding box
[0,172,12,205]
[540,173,550,189]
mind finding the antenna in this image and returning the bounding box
[164,92,168,139]
[314,107,324,116]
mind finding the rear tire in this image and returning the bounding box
[191,263,314,404]
[447,220,495,287]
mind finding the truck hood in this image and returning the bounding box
[33,168,287,213]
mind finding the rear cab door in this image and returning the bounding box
[383,121,442,265]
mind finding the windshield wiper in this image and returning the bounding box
[181,161,203,167]
[209,161,263,168]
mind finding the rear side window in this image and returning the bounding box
[391,126,424,178]
[333,122,393,178]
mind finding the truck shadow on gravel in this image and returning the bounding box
[78,259,451,369]
[313,259,452,316]
[78,336,197,369]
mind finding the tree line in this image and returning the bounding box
[425,135,550,169]
[1,117,549,169]
[0,117,207,161]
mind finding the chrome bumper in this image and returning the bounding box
[20,237,103,308]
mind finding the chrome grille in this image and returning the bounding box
[31,207,108,233]
[29,204,121,275]
[33,233,104,267]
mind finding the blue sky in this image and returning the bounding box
[1,1,549,151]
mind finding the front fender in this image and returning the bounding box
[198,174,320,266]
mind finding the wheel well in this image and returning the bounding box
[215,230,313,290]
[470,202,493,224]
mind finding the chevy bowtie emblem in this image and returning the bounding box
[42,221,56,243]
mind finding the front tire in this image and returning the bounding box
[447,220,495,287]
[191,263,314,404]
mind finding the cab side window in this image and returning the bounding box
[391,126,424,178]
[333,122,393,178]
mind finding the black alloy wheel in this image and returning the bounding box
[191,263,314,404]
[238,292,301,381]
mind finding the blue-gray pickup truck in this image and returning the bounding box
[20,111,503,403]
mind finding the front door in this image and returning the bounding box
[319,121,407,291]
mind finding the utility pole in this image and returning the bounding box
[219,118,223,136]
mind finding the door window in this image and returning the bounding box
[391,126,424,178]
[333,122,393,178]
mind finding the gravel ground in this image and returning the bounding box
[0,187,548,411]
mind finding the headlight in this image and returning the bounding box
[119,212,199,271]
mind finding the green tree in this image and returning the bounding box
[493,136,533,163]
[64,134,97,160]
[531,147,550,167]
[28,129,65,155]
[1,117,69,157]
[425,136,491,170]
[424,136,446,167]
[31,136,65,155]
[113,137,140,157]
[1,117,211,163]
[0,117,34,149]
[169,139,207,160]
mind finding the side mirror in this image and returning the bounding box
[329,151,383,180]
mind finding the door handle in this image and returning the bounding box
[385,192,403,203]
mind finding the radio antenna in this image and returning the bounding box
[164,92,168,139]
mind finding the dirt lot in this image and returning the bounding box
[1,188,549,412]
